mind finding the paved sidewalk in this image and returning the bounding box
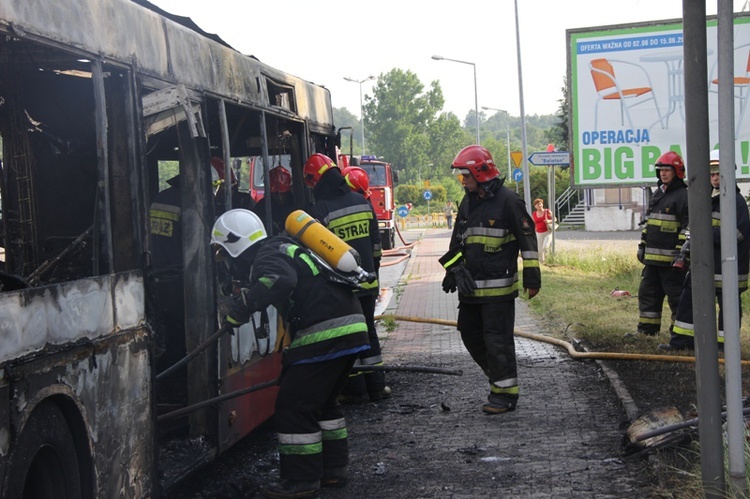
[333,228,652,498]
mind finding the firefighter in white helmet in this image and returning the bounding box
[211,209,370,498]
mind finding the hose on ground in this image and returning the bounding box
[376,314,750,366]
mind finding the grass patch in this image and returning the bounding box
[527,241,750,355]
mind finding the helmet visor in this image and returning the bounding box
[453,168,472,181]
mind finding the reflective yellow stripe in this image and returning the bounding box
[442,251,463,269]
[290,314,367,349]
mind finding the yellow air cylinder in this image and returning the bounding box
[285,209,363,274]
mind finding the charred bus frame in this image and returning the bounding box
[0,0,339,497]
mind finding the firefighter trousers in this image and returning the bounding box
[342,294,386,397]
[275,354,356,481]
[669,272,742,348]
[637,264,684,335]
[457,300,518,397]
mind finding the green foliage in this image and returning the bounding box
[333,107,362,156]
[394,184,447,207]
[158,161,179,191]
[439,176,465,206]
[333,68,569,206]
[363,69,444,172]
[517,167,570,208]
[528,241,750,355]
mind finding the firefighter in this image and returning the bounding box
[630,151,689,337]
[212,209,370,498]
[149,174,186,390]
[341,166,371,199]
[303,153,390,403]
[659,149,750,351]
[211,156,255,214]
[253,165,296,235]
[439,145,540,414]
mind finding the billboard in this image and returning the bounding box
[568,14,750,187]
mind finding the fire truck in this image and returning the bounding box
[348,155,399,249]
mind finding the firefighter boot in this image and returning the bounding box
[262,479,320,498]
[321,466,348,488]
[482,392,517,415]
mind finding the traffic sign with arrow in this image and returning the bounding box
[528,151,570,166]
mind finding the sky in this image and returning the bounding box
[148,0,746,120]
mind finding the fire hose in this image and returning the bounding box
[379,314,750,366]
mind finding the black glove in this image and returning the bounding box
[452,264,477,295]
[442,271,457,293]
[224,292,252,327]
[636,245,645,264]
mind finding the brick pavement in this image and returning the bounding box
[330,228,653,498]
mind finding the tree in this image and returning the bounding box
[363,69,448,183]
[547,76,569,152]
[332,107,361,155]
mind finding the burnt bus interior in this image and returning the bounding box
[0,35,138,286]
[0,19,339,484]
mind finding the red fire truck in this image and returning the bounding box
[347,155,399,249]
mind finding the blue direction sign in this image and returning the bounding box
[397,206,409,218]
[423,190,432,201]
[528,151,570,166]
[512,168,523,182]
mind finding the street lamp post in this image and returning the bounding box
[481,106,512,181]
[432,55,480,145]
[343,75,375,155]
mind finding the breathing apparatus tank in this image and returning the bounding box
[285,210,376,283]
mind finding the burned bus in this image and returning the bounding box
[0,0,341,497]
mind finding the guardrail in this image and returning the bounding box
[398,213,451,228]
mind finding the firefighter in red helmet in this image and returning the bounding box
[439,145,540,415]
[303,153,389,404]
[253,165,295,235]
[341,166,371,199]
[629,150,689,338]
[211,156,255,213]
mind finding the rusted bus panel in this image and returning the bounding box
[0,0,334,130]
[0,273,145,365]
[3,326,153,498]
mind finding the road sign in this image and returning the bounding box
[528,151,570,166]
[397,206,409,218]
[510,151,523,168]
[423,190,432,201]
[512,168,523,182]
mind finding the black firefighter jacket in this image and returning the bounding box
[230,236,370,366]
[711,185,750,291]
[308,168,382,297]
[447,178,541,304]
[640,179,689,266]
